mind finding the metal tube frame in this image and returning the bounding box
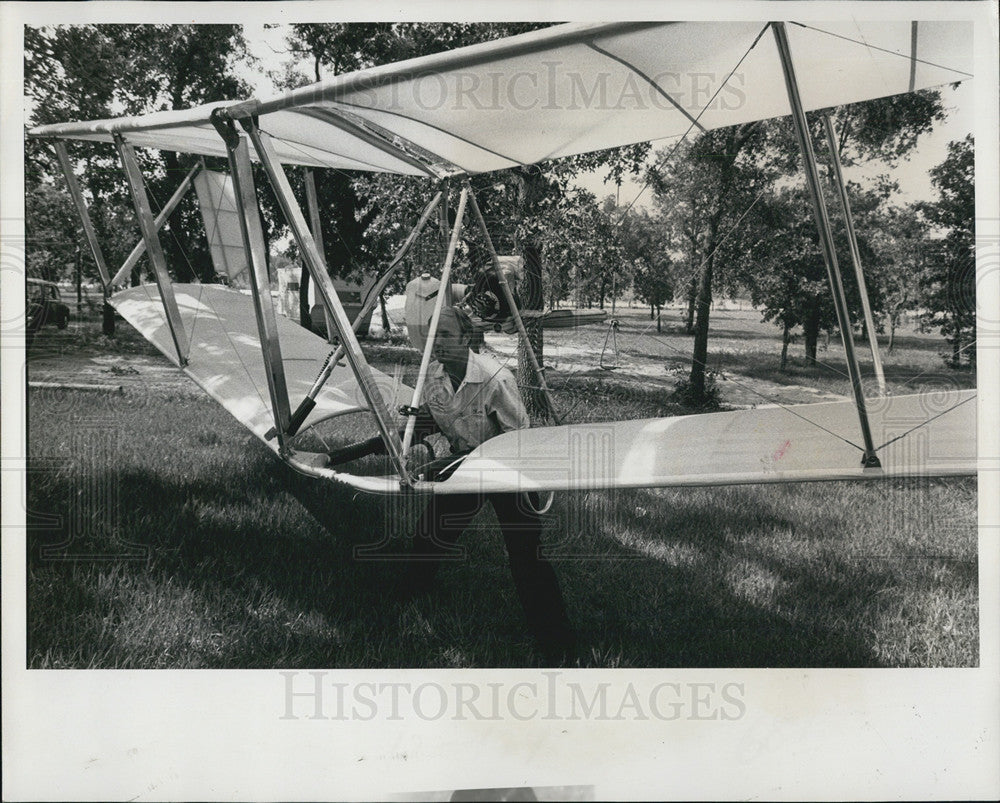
[303,167,336,343]
[53,140,113,291]
[268,188,443,440]
[113,134,191,366]
[239,117,410,482]
[213,121,294,448]
[110,161,202,288]
[467,185,562,424]
[400,187,469,457]
[772,22,880,467]
[822,114,887,397]
[439,180,451,280]
[293,107,441,178]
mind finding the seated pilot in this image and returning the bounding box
[327,305,574,661]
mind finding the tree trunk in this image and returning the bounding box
[299,265,313,331]
[951,332,962,368]
[887,312,897,354]
[685,275,697,334]
[803,304,820,366]
[379,291,390,335]
[689,208,722,403]
[650,304,654,320]
[518,244,549,417]
[689,257,714,400]
[780,320,791,370]
[656,304,662,333]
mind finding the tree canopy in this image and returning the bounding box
[25,24,255,284]
[24,23,974,393]
[917,135,976,367]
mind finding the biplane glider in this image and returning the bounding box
[29,21,977,496]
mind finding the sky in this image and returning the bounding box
[240,23,974,211]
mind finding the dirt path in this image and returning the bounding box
[26,323,202,397]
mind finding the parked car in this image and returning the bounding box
[26,278,70,332]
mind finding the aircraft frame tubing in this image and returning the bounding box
[110,161,202,289]
[239,117,412,484]
[274,188,445,442]
[220,128,294,447]
[53,140,113,293]
[401,186,470,456]
[771,21,881,468]
[113,133,192,367]
[822,113,888,397]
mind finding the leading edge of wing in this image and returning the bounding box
[285,389,977,496]
[426,390,978,494]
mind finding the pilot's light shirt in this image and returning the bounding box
[423,350,529,453]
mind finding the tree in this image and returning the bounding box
[513,189,627,311]
[25,26,134,284]
[738,186,837,368]
[107,25,255,283]
[618,208,674,331]
[649,124,775,402]
[918,135,975,367]
[708,88,952,377]
[735,173,896,370]
[25,25,255,286]
[868,203,928,353]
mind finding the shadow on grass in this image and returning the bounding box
[543,488,888,667]
[27,448,909,669]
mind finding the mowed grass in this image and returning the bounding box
[24,393,978,669]
[25,317,978,667]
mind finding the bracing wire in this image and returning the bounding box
[874,391,976,452]
[791,22,973,78]
[616,22,773,220]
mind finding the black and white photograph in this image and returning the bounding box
[3,1,998,800]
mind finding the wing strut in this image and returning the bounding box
[822,114,887,397]
[114,134,191,366]
[110,161,202,288]
[772,21,880,468]
[53,141,112,292]
[467,186,562,424]
[212,121,293,446]
[269,187,444,440]
[400,186,470,457]
[235,115,411,483]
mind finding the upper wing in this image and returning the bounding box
[29,21,972,175]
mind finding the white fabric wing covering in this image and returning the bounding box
[193,170,248,281]
[428,390,977,494]
[110,284,413,445]
[29,20,972,175]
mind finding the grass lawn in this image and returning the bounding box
[23,304,978,668]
